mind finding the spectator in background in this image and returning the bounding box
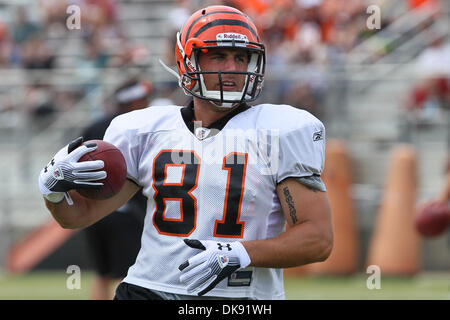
[23,79,58,131]
[11,6,40,45]
[405,77,449,124]
[77,33,110,118]
[21,33,55,69]
[81,78,152,300]
[39,0,69,37]
[79,0,119,37]
[80,33,109,69]
[416,36,450,80]
[109,41,151,68]
[405,36,450,125]
[0,23,9,66]
[0,22,19,67]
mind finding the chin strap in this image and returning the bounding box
[209,100,238,109]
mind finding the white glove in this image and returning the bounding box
[38,137,106,205]
[178,239,251,296]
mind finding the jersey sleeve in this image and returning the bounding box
[276,117,325,185]
[103,116,141,186]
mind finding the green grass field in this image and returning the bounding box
[284,273,450,300]
[0,271,448,300]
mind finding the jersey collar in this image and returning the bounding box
[180,100,250,139]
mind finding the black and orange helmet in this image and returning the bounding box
[175,5,265,107]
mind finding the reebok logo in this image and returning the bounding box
[313,130,323,141]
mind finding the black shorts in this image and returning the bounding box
[84,209,144,278]
[114,282,252,300]
[114,282,163,300]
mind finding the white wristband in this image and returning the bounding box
[44,192,65,204]
[233,242,251,269]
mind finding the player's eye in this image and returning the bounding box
[211,53,225,60]
[235,53,250,65]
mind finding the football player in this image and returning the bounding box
[39,5,333,300]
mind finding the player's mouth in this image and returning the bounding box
[219,80,238,91]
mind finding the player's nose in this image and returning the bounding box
[222,55,241,71]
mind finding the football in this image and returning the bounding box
[76,140,127,200]
[414,201,450,238]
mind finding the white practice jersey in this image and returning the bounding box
[103,103,325,299]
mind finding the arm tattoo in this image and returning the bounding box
[282,186,298,224]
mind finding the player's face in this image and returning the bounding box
[198,47,249,93]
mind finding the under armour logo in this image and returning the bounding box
[44,159,55,173]
[217,243,232,251]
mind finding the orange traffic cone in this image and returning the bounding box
[7,220,76,273]
[309,140,359,275]
[366,144,421,275]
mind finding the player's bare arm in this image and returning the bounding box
[242,178,333,268]
[45,179,139,229]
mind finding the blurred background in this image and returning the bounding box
[0,0,448,299]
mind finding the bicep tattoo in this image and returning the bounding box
[282,186,298,224]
